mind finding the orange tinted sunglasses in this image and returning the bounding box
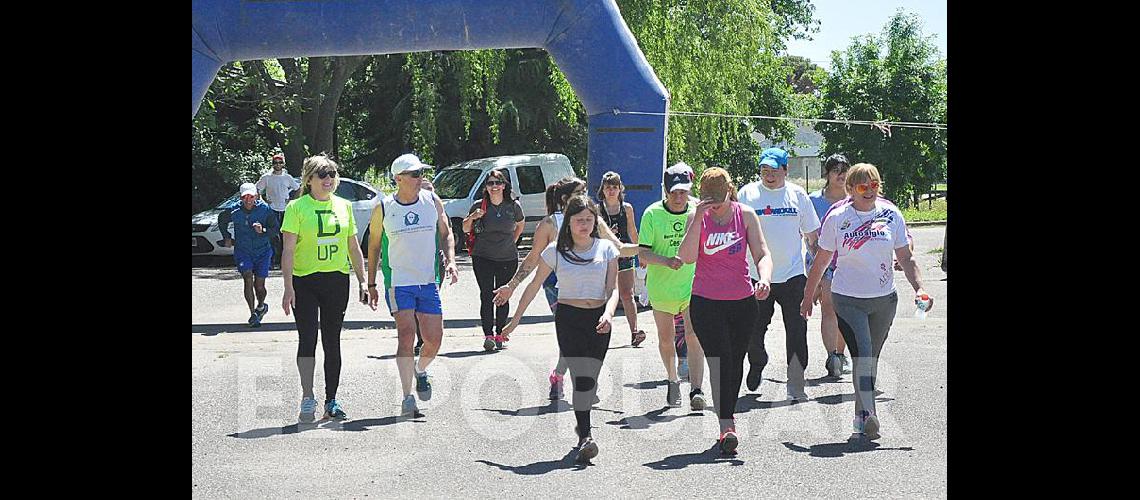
[852,180,880,195]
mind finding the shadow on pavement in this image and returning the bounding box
[734,393,894,414]
[227,415,425,439]
[606,406,698,430]
[475,401,573,417]
[781,438,915,458]
[643,443,744,469]
[622,380,668,390]
[194,315,554,336]
[475,448,588,474]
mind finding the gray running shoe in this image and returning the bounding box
[401,394,420,417]
[666,380,682,407]
[299,396,318,423]
[689,389,707,411]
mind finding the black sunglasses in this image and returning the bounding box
[272,161,284,165]
[315,170,338,179]
[486,180,505,186]
[402,170,423,178]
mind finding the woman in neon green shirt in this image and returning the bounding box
[281,154,368,423]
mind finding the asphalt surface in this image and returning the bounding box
[192,225,947,498]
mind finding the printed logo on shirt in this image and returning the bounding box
[703,231,744,255]
[756,205,798,217]
[404,211,421,226]
[314,209,341,261]
[315,210,341,237]
[672,220,684,232]
[842,210,894,250]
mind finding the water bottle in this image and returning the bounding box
[914,294,932,320]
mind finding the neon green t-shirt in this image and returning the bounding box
[638,200,696,302]
[281,194,358,277]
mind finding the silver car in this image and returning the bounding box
[192,177,381,256]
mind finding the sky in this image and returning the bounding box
[782,0,947,70]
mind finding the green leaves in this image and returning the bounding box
[818,9,947,208]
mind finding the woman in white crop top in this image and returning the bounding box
[502,195,619,464]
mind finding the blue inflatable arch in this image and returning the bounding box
[193,0,669,220]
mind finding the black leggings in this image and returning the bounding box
[472,256,519,336]
[689,294,758,422]
[292,271,349,400]
[748,274,810,390]
[555,303,611,438]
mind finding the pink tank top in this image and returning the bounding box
[692,202,754,301]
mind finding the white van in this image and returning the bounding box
[432,153,575,252]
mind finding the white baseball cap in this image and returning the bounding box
[389,153,432,178]
[239,182,258,197]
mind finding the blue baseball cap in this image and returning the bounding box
[758,147,788,169]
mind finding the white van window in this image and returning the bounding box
[433,169,483,199]
[516,165,546,195]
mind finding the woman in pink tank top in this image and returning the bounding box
[677,167,773,456]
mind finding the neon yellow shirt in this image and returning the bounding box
[638,200,696,303]
[281,194,357,277]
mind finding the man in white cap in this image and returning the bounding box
[637,162,708,410]
[219,182,279,327]
[736,147,820,401]
[366,153,459,417]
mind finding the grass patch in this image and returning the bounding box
[927,246,943,254]
[902,198,946,223]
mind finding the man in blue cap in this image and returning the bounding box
[736,147,820,401]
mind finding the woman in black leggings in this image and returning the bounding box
[281,154,369,423]
[461,168,525,351]
[502,195,620,463]
[677,168,773,455]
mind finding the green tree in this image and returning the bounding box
[816,9,947,207]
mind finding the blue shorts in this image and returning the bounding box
[235,247,272,278]
[385,284,443,315]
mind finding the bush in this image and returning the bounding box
[192,127,273,213]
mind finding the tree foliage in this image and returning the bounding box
[816,9,947,208]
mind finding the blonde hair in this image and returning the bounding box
[300,153,340,196]
[845,163,882,190]
[699,167,737,202]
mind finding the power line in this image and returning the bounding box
[613,109,946,131]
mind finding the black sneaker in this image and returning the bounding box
[483,336,496,352]
[414,344,422,356]
[825,353,842,378]
[746,366,763,392]
[666,380,681,407]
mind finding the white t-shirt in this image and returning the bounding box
[256,172,301,212]
[737,181,820,283]
[818,199,909,298]
[540,239,619,300]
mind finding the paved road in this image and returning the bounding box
[193,225,947,498]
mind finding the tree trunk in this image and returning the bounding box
[314,56,366,157]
